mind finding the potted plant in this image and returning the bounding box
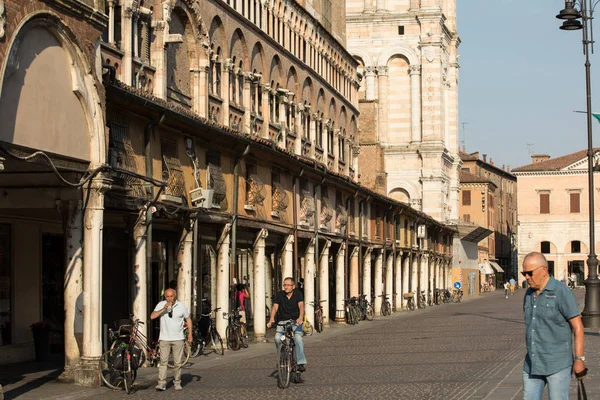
[30,321,51,361]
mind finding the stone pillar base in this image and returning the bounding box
[58,366,77,382]
[74,357,101,387]
[254,334,267,343]
[334,318,346,324]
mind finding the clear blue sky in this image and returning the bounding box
[457,1,599,170]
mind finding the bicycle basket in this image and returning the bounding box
[113,319,132,336]
[403,292,414,299]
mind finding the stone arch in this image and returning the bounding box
[564,240,588,254]
[230,29,249,69]
[377,44,419,67]
[286,67,299,97]
[250,42,266,75]
[387,180,419,202]
[209,16,226,56]
[0,12,105,166]
[351,49,375,68]
[269,55,283,86]
[536,241,558,254]
[302,77,314,105]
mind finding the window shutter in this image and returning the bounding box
[540,193,550,214]
[462,190,471,205]
[570,192,581,213]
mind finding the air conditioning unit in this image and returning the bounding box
[190,188,213,209]
[159,193,183,205]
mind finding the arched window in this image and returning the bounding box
[237,60,244,106]
[541,241,551,254]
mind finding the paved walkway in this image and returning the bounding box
[1,289,598,399]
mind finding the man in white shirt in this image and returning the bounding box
[150,288,193,391]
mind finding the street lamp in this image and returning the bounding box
[557,0,600,328]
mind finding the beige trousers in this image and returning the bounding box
[158,340,185,386]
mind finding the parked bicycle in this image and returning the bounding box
[303,312,314,336]
[403,292,416,311]
[418,290,427,309]
[452,288,463,303]
[310,300,326,333]
[99,319,141,393]
[358,294,374,321]
[190,305,224,357]
[275,320,303,388]
[226,308,248,351]
[379,295,392,316]
[344,298,359,325]
[427,290,435,307]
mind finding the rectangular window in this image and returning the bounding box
[0,224,11,346]
[462,190,471,206]
[570,192,581,213]
[572,241,581,253]
[398,26,405,35]
[463,214,470,223]
[540,193,550,214]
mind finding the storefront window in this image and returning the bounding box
[0,224,11,346]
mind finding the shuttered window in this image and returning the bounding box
[462,190,471,205]
[570,192,581,213]
[540,193,550,214]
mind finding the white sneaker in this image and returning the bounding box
[174,383,183,391]
[155,384,167,391]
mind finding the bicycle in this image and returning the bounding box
[379,295,391,316]
[190,305,225,357]
[302,313,314,336]
[452,288,463,303]
[99,319,141,393]
[275,320,303,388]
[344,298,359,325]
[427,290,435,307]
[226,308,248,351]
[358,294,374,321]
[403,292,416,311]
[418,290,427,309]
[310,300,326,333]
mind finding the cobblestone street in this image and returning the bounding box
[4,289,600,400]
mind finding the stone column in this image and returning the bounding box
[409,64,422,143]
[76,175,111,386]
[62,201,83,378]
[177,222,194,312]
[411,254,419,294]
[309,116,317,157]
[402,254,410,309]
[362,247,373,299]
[131,209,147,346]
[394,251,402,311]
[247,252,254,317]
[265,254,273,308]
[352,146,360,181]
[282,235,294,279]
[222,60,232,126]
[349,247,359,297]
[421,254,429,303]
[295,104,303,155]
[364,67,376,101]
[262,84,270,138]
[253,229,268,341]
[216,224,231,340]
[319,240,331,327]
[120,1,134,85]
[108,0,116,45]
[376,66,389,142]
[243,74,252,134]
[132,13,139,58]
[335,244,346,322]
[385,251,393,313]
[207,246,217,310]
[373,250,383,315]
[304,239,316,329]
[196,61,209,118]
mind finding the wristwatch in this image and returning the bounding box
[575,355,586,362]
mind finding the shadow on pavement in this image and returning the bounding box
[451,312,524,325]
[3,368,64,400]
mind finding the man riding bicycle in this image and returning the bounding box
[267,277,307,372]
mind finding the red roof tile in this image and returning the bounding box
[512,149,600,172]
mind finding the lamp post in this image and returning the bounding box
[557,0,600,328]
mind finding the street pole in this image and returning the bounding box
[558,0,600,328]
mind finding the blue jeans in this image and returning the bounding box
[275,323,306,365]
[522,366,572,400]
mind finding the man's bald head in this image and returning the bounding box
[165,288,177,297]
[523,252,548,268]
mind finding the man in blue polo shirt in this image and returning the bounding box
[521,252,585,399]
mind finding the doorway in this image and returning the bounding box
[42,233,65,354]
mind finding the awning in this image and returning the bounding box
[478,262,495,274]
[490,261,504,273]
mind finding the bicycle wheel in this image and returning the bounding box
[304,321,314,336]
[316,316,323,333]
[123,353,133,394]
[167,341,190,369]
[99,349,124,390]
[365,303,374,321]
[189,337,202,358]
[227,325,240,351]
[239,323,249,348]
[408,300,415,311]
[210,329,225,356]
[277,342,291,389]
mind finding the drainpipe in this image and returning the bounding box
[144,112,165,317]
[230,144,251,309]
[293,168,305,280]
[314,175,326,300]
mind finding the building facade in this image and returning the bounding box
[0,0,455,386]
[459,151,517,280]
[345,0,461,223]
[513,151,597,287]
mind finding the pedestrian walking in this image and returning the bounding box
[521,252,586,400]
[504,281,510,298]
[509,277,516,295]
[150,288,193,391]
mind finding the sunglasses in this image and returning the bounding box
[521,265,544,277]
